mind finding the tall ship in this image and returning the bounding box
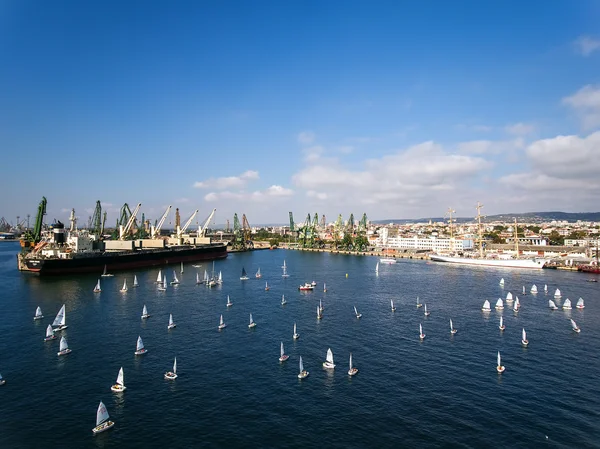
[17,198,227,276]
[429,203,547,270]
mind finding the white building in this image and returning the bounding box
[375,228,473,252]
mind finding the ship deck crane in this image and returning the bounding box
[199,208,216,237]
[21,196,47,249]
[119,203,141,240]
[151,205,171,239]
[177,209,199,238]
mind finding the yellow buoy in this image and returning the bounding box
[346,273,348,278]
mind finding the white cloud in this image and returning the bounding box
[303,145,324,162]
[265,185,293,196]
[307,190,328,200]
[575,36,600,56]
[175,197,189,203]
[194,170,259,189]
[203,185,293,203]
[505,122,535,135]
[455,124,493,132]
[562,85,600,129]
[337,145,354,154]
[297,131,316,144]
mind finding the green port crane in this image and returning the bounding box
[355,213,369,251]
[21,196,47,250]
[231,213,246,250]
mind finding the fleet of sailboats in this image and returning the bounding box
[92,401,114,435]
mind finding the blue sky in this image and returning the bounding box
[1,1,600,227]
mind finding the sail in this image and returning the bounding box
[354,306,358,315]
[142,305,148,316]
[522,328,527,341]
[95,279,101,291]
[577,298,584,307]
[391,299,394,309]
[549,299,556,308]
[122,280,127,291]
[220,315,224,326]
[531,284,537,293]
[35,306,43,318]
[571,319,578,329]
[563,298,572,308]
[136,336,144,351]
[59,336,68,352]
[163,275,167,288]
[500,316,503,327]
[544,284,548,292]
[499,278,504,285]
[46,324,53,338]
[169,314,174,326]
[326,348,334,364]
[157,270,162,282]
[204,270,208,281]
[496,299,503,308]
[506,292,513,301]
[249,313,254,325]
[424,304,428,313]
[419,323,423,335]
[218,271,222,282]
[227,295,231,305]
[181,262,184,274]
[196,273,200,284]
[53,305,66,327]
[293,323,297,334]
[349,353,353,370]
[317,305,321,316]
[116,367,124,386]
[96,401,110,427]
[522,286,526,294]
[482,300,490,310]
[173,357,177,374]
[280,342,285,357]
[554,288,561,297]
[375,262,379,272]
[133,275,138,287]
[172,271,179,283]
[497,352,501,366]
[241,267,247,277]
[299,356,304,372]
[449,319,453,330]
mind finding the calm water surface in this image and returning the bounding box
[1,242,599,448]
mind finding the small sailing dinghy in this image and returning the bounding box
[281,295,286,305]
[57,336,71,356]
[323,348,335,369]
[120,279,128,292]
[554,288,562,299]
[419,323,426,340]
[391,299,396,312]
[93,279,101,293]
[317,305,323,320]
[217,271,223,285]
[279,342,289,362]
[164,357,177,380]
[499,278,505,286]
[44,324,57,341]
[240,267,249,280]
[255,268,262,279]
[576,297,585,309]
[101,265,114,277]
[196,272,201,285]
[218,314,226,330]
[248,313,257,328]
[158,275,167,291]
[134,336,147,355]
[354,306,362,319]
[92,401,114,435]
[52,304,68,331]
[513,298,520,312]
[111,367,126,392]
[282,260,289,277]
[424,304,431,316]
[156,270,162,283]
[293,322,299,340]
[319,299,324,312]
[562,298,572,310]
[170,271,180,285]
[227,295,233,307]
[548,299,558,310]
[167,314,176,329]
[482,300,491,312]
[375,262,379,274]
[348,353,358,376]
[416,296,422,308]
[450,318,457,334]
[506,292,513,303]
[531,284,538,294]
[571,318,581,333]
[180,262,184,274]
[141,305,150,319]
[499,316,505,331]
[495,298,504,310]
[496,351,505,373]
[133,275,139,288]
[265,281,270,291]
[521,328,529,347]
[522,286,526,295]
[34,306,44,320]
[544,284,548,294]
[298,356,309,379]
[323,283,327,292]
[0,374,5,386]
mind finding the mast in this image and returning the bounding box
[514,217,519,255]
[447,207,455,252]
[476,202,484,258]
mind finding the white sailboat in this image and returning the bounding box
[450,318,457,334]
[157,275,167,291]
[354,305,362,319]
[323,283,327,292]
[544,284,548,294]
[134,336,147,355]
[180,262,184,274]
[513,297,520,312]
[93,279,101,293]
[506,292,513,303]
[265,281,270,291]
[482,300,491,312]
[554,288,562,299]
[203,270,209,283]
[576,297,585,309]
[218,314,226,330]
[281,294,286,305]
[164,357,178,380]
[196,272,201,285]
[521,328,529,346]
[218,271,223,285]
[52,304,68,331]
[240,267,249,280]
[34,306,43,320]
[141,305,150,319]
[279,342,289,362]
[419,323,426,340]
[133,275,139,288]
[496,351,505,373]
[57,336,71,356]
[156,269,162,283]
[111,367,126,392]
[424,303,430,316]
[562,298,572,310]
[391,299,396,312]
[248,313,257,328]
[499,278,505,286]
[255,268,262,279]
[298,356,309,379]
[530,284,538,294]
[92,401,114,435]
[495,298,504,310]
[293,322,299,340]
[416,296,423,308]
[522,285,526,295]
[571,318,581,333]
[170,271,180,285]
[499,316,505,331]
[227,295,233,307]
[322,348,335,369]
[317,305,323,320]
[282,260,289,277]
[319,299,324,312]
[44,324,56,341]
[348,353,358,376]
[120,279,128,292]
[375,262,379,274]
[168,313,176,329]
[101,265,114,277]
[548,299,558,310]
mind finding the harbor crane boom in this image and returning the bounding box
[151,205,171,239]
[199,208,216,237]
[177,209,199,238]
[119,203,141,240]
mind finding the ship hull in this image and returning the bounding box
[20,244,228,275]
[430,255,546,269]
[579,265,600,274]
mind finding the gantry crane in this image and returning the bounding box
[21,196,47,250]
